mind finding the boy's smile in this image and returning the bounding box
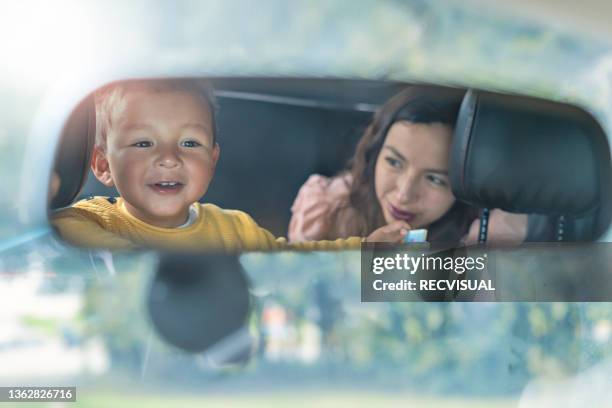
[92,89,219,228]
[149,181,184,194]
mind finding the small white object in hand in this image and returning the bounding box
[404,229,428,243]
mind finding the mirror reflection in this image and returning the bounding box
[48,78,611,252]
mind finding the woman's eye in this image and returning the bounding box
[385,157,402,169]
[181,140,202,148]
[132,141,152,148]
[427,174,448,187]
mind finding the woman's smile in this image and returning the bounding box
[387,202,416,222]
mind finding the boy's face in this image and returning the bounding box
[93,90,219,228]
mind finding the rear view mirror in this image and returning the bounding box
[48,78,612,253]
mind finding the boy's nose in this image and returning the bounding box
[159,157,179,168]
[156,147,181,168]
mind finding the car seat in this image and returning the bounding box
[450,90,612,242]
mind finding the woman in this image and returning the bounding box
[289,87,529,244]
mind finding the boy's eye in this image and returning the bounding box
[385,156,402,169]
[426,174,448,187]
[181,140,202,148]
[132,141,152,148]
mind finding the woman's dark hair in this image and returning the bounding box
[337,86,478,242]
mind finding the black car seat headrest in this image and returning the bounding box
[450,90,612,241]
[50,94,96,210]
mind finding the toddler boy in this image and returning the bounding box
[52,79,408,251]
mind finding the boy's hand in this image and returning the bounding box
[366,221,411,243]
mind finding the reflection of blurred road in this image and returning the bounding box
[0,271,109,381]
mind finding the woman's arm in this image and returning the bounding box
[461,210,557,244]
[461,209,527,245]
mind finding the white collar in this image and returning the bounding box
[177,204,198,228]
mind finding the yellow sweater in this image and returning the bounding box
[52,197,361,251]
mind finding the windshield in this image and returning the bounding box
[2,248,610,406]
[2,0,612,406]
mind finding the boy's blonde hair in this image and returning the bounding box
[94,78,218,150]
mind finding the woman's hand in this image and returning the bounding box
[366,221,411,243]
[288,174,351,242]
[461,209,527,245]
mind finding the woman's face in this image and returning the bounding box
[374,120,456,229]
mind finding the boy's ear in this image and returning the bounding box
[91,146,115,187]
[211,143,220,169]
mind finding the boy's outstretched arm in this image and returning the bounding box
[235,211,370,251]
[236,210,414,252]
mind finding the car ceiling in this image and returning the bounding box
[211,78,409,112]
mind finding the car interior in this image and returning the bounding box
[49,77,612,243]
